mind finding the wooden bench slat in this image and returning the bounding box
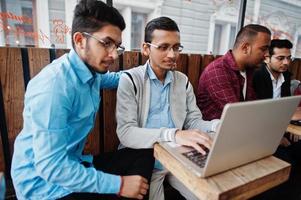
[0,48,24,159]
[202,54,215,70]
[55,49,70,59]
[176,54,188,74]
[102,54,124,153]
[84,114,101,155]
[290,59,301,80]
[141,54,148,66]
[187,54,202,93]
[123,51,140,70]
[28,48,51,78]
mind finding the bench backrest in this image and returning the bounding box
[1,47,301,178]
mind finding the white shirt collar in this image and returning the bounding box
[265,65,285,98]
[266,65,285,84]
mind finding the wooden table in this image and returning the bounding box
[154,143,291,200]
[287,107,301,136]
[287,124,301,136]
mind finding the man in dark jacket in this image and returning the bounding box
[253,39,298,151]
[253,39,301,164]
[253,39,292,99]
[252,39,301,200]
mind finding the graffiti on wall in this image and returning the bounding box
[259,11,295,41]
[51,19,71,44]
[245,10,295,41]
[0,11,71,46]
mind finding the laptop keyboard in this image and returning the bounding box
[182,149,209,168]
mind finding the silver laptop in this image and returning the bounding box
[160,96,301,178]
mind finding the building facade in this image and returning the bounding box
[0,0,300,57]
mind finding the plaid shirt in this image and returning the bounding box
[197,51,257,120]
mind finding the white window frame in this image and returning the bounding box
[208,16,237,55]
[207,1,239,55]
[114,0,162,50]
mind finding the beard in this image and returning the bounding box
[84,42,109,74]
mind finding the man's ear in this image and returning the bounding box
[241,42,251,55]
[264,55,270,64]
[73,32,86,50]
[141,42,150,57]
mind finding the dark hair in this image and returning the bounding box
[269,39,293,56]
[144,16,179,43]
[233,24,271,49]
[71,0,125,48]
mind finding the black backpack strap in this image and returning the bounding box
[186,78,189,90]
[124,72,137,95]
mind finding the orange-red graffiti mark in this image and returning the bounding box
[39,30,51,44]
[52,19,71,43]
[0,12,32,24]
[0,21,51,45]
[0,16,72,45]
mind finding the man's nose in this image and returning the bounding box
[167,48,176,58]
[283,58,290,65]
[109,48,119,60]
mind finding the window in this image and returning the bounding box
[0,0,75,48]
[48,0,67,48]
[207,0,240,55]
[20,7,34,45]
[211,23,236,55]
[131,12,146,50]
[0,0,35,47]
[245,0,301,57]
[296,35,301,58]
[0,0,299,58]
[229,25,236,49]
[213,24,222,54]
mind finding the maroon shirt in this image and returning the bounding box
[197,51,257,120]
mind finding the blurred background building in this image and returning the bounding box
[0,0,300,57]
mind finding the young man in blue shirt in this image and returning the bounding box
[11,0,154,199]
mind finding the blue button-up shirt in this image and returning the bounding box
[11,49,122,200]
[145,65,175,129]
[145,64,175,169]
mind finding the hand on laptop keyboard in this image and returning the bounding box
[175,129,212,155]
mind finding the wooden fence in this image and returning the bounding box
[1,47,301,179]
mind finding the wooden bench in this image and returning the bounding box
[1,47,301,198]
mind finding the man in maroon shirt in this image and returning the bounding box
[197,24,271,120]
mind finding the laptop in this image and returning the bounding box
[160,96,301,178]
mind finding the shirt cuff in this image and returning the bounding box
[100,173,122,194]
[161,128,178,142]
[210,119,220,132]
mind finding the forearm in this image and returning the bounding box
[100,71,123,89]
[186,118,220,133]
[117,125,178,148]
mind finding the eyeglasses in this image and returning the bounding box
[146,42,183,53]
[272,55,294,62]
[82,32,125,55]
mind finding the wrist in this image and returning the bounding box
[117,176,124,197]
[174,129,179,143]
